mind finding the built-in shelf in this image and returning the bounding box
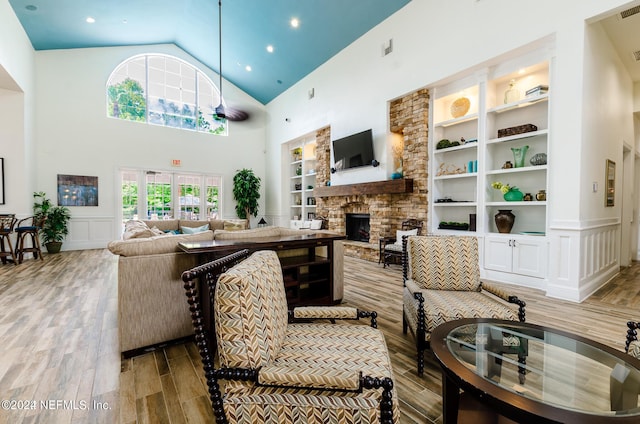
[314,178,413,197]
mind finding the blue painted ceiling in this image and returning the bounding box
[9,0,411,104]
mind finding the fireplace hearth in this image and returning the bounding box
[345,214,370,242]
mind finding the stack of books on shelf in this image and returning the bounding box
[525,85,549,98]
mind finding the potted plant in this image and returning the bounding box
[232,169,261,226]
[33,191,71,253]
[292,147,302,161]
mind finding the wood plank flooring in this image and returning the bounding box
[0,249,639,423]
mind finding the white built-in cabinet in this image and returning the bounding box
[484,235,547,278]
[429,56,552,286]
[287,137,318,227]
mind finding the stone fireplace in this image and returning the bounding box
[309,88,430,262]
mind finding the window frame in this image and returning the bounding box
[119,168,223,226]
[107,53,227,135]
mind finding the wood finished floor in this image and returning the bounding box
[0,249,639,423]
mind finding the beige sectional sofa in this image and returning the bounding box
[108,219,344,355]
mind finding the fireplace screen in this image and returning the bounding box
[345,214,370,242]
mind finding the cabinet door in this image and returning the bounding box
[512,238,547,278]
[484,236,511,273]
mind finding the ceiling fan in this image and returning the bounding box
[215,0,249,122]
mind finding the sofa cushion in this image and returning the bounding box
[223,219,247,231]
[123,220,165,240]
[214,226,281,240]
[393,228,418,246]
[142,220,179,233]
[108,230,213,257]
[181,224,209,234]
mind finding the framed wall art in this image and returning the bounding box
[57,174,98,206]
[605,159,615,207]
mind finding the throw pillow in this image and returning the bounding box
[394,228,418,246]
[310,219,323,230]
[223,220,246,231]
[150,226,164,236]
[181,224,210,234]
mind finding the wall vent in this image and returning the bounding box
[633,50,640,62]
[620,5,640,19]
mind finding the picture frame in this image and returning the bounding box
[57,174,99,206]
[0,158,4,205]
[605,159,615,207]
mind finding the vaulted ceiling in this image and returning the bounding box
[9,0,412,104]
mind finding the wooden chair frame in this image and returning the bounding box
[181,249,396,424]
[401,235,526,375]
[379,219,422,268]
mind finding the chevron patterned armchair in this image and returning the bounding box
[182,249,399,424]
[401,235,526,375]
[625,321,640,358]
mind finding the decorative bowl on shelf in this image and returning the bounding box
[530,153,547,166]
[450,97,471,118]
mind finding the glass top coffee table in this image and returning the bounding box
[431,319,640,423]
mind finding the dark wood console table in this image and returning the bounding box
[178,233,345,307]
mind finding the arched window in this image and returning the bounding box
[107,54,226,135]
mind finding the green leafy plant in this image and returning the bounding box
[232,169,261,222]
[33,192,71,245]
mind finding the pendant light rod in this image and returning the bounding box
[215,0,226,119]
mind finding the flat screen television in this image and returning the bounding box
[332,129,375,171]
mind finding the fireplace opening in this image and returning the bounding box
[345,213,370,242]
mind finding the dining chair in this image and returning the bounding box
[0,214,17,265]
[15,215,45,263]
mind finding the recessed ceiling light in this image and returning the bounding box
[122,19,128,24]
[25,5,37,11]
[245,65,252,72]
[86,16,96,23]
[290,18,299,28]
[266,45,274,53]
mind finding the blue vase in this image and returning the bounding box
[504,188,524,201]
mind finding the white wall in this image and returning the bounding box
[264,0,638,301]
[546,18,636,301]
[0,0,37,216]
[34,44,267,248]
[264,0,633,224]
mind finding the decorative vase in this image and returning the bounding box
[530,153,547,166]
[504,79,520,104]
[536,190,547,201]
[495,210,515,234]
[511,145,529,168]
[504,188,524,201]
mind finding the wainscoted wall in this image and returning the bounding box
[547,219,620,302]
[64,216,116,251]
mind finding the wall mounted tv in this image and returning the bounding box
[332,129,377,172]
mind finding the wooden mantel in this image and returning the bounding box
[313,178,413,197]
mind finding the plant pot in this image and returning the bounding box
[494,210,515,234]
[45,241,63,254]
